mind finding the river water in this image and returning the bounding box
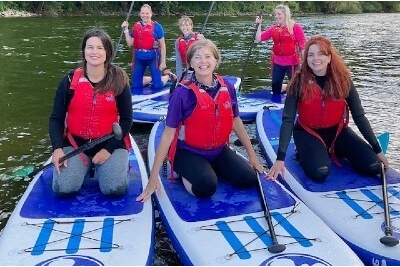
[0,13,399,265]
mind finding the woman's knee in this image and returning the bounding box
[358,161,381,177]
[191,177,218,198]
[306,166,330,183]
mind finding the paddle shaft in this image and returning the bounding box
[112,1,135,62]
[27,132,116,178]
[239,5,265,92]
[256,173,280,245]
[381,163,394,236]
[200,1,216,34]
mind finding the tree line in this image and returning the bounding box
[1,1,400,17]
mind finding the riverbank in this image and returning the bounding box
[0,9,38,17]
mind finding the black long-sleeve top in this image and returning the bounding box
[49,72,133,157]
[276,75,382,161]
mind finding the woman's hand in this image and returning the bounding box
[267,160,285,180]
[249,154,265,174]
[52,148,65,175]
[92,149,111,165]
[377,152,390,170]
[121,21,129,29]
[136,174,161,202]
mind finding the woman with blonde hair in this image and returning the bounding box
[137,39,264,201]
[255,4,306,95]
[267,35,389,182]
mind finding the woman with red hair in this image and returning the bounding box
[267,35,389,182]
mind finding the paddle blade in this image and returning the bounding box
[377,132,389,154]
[11,165,35,178]
[380,235,399,247]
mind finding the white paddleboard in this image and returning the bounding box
[147,120,363,266]
[0,134,154,266]
[256,107,400,265]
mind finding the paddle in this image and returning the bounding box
[23,123,123,179]
[379,162,399,247]
[256,171,286,253]
[112,1,135,62]
[200,1,216,34]
[239,4,265,93]
[170,1,216,93]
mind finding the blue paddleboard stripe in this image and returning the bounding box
[216,220,250,259]
[389,187,400,200]
[66,219,85,254]
[100,218,114,252]
[336,191,373,219]
[271,212,312,247]
[32,219,55,255]
[244,216,272,246]
[361,189,400,216]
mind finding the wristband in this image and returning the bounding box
[123,29,129,34]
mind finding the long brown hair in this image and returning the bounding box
[287,35,351,99]
[80,28,129,96]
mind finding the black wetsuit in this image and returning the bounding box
[277,75,382,182]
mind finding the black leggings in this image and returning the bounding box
[293,125,381,183]
[173,146,258,198]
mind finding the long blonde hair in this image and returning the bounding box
[275,4,295,34]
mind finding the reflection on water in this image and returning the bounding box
[0,13,400,265]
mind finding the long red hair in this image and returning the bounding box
[287,35,351,99]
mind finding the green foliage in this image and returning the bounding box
[1,1,399,16]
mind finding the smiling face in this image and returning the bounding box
[179,22,193,37]
[307,44,332,76]
[140,6,152,24]
[275,8,286,26]
[190,47,217,78]
[84,36,106,68]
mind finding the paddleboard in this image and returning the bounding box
[133,86,285,124]
[256,107,400,265]
[131,81,172,104]
[147,120,363,266]
[0,134,154,266]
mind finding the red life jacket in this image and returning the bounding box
[177,33,199,66]
[272,25,297,56]
[181,75,233,149]
[167,76,233,180]
[132,21,158,50]
[297,83,349,166]
[66,68,118,139]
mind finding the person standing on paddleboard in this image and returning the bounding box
[255,4,306,95]
[267,35,389,182]
[175,15,205,81]
[49,28,133,197]
[121,4,167,91]
[137,39,264,202]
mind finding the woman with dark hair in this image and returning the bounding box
[267,35,389,182]
[49,28,133,197]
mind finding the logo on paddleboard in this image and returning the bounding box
[35,255,104,266]
[261,253,331,266]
